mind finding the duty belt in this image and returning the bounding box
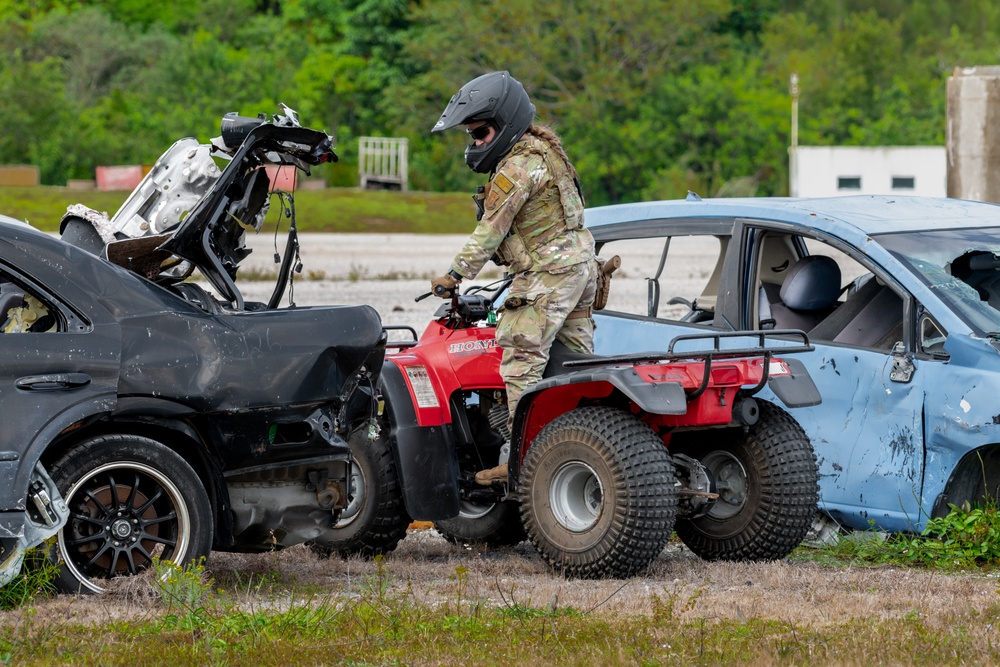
[502,297,591,320]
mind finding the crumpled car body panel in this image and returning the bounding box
[0,217,383,500]
[0,108,379,588]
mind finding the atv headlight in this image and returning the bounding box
[404,365,440,409]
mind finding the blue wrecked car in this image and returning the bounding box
[585,194,1000,533]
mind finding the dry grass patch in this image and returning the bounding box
[3,531,1000,665]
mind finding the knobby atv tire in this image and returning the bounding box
[519,406,678,579]
[47,434,213,594]
[673,401,818,562]
[435,500,527,547]
[311,425,410,558]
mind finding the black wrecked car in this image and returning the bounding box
[0,107,386,593]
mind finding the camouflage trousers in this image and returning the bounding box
[496,260,598,426]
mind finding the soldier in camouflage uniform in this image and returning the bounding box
[430,71,597,484]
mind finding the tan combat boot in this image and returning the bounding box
[475,463,508,485]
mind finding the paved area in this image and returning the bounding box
[234,232,717,328]
[237,233,470,327]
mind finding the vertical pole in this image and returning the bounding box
[789,72,799,197]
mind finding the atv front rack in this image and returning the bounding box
[383,325,419,349]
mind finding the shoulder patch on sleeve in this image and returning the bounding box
[485,169,521,212]
[493,172,514,194]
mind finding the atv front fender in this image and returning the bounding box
[508,368,688,479]
[379,361,461,521]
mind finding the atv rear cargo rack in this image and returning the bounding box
[562,329,814,401]
[561,329,813,368]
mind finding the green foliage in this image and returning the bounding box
[0,186,475,234]
[4,554,1000,664]
[900,501,1000,568]
[152,557,213,615]
[0,548,58,610]
[359,554,393,602]
[0,0,996,202]
[807,501,1000,569]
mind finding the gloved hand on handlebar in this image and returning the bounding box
[431,271,462,298]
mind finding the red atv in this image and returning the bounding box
[314,280,821,578]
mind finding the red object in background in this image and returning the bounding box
[95,165,145,191]
[265,165,298,191]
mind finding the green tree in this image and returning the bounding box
[26,8,167,107]
[1,0,1000,197]
[395,0,736,203]
[760,10,946,149]
[638,56,789,199]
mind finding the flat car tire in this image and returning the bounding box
[48,434,213,594]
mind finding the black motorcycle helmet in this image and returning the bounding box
[432,71,535,174]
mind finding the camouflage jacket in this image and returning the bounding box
[450,133,594,278]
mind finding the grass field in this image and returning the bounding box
[4,535,1000,666]
[0,185,475,234]
[7,183,1000,666]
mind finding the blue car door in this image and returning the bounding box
[771,344,925,530]
[592,221,929,532]
[733,222,927,532]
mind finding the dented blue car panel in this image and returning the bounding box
[586,195,1000,532]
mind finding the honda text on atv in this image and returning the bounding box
[315,280,822,579]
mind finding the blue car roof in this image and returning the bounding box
[585,195,1000,237]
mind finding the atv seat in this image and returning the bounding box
[544,340,605,378]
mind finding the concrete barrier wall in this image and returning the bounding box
[95,165,145,191]
[0,166,40,187]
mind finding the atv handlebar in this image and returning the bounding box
[412,277,513,328]
[414,287,459,304]
[414,283,463,301]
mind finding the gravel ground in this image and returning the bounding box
[8,233,998,638]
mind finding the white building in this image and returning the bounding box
[789,146,946,198]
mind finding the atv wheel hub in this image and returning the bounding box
[549,461,603,532]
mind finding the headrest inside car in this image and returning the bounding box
[779,255,842,311]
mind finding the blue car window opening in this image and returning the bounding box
[879,227,1000,336]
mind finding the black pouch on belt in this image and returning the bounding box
[473,184,486,221]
